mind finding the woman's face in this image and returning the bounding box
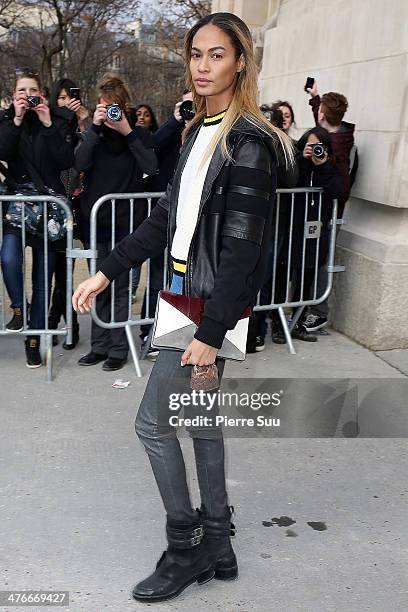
[136,106,152,129]
[190,24,244,99]
[57,88,71,108]
[14,77,41,100]
[279,105,293,131]
[307,133,320,146]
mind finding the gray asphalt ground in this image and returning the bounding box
[1,316,408,612]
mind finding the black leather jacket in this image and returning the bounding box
[100,116,292,348]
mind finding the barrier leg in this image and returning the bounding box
[140,325,154,360]
[45,333,53,382]
[278,307,296,355]
[125,324,142,378]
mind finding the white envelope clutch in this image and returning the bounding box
[151,291,251,361]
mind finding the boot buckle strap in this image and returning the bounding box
[190,526,203,546]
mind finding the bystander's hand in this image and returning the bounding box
[13,95,28,126]
[174,100,183,122]
[105,112,132,136]
[34,97,52,127]
[93,103,107,126]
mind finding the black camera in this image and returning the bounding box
[260,104,284,129]
[27,95,41,108]
[312,142,325,159]
[179,100,195,122]
[106,104,122,122]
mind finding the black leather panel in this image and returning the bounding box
[221,210,266,245]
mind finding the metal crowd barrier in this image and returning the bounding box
[0,195,74,381]
[253,188,345,354]
[82,189,344,377]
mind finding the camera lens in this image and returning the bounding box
[312,143,325,159]
[106,104,122,122]
[179,100,195,122]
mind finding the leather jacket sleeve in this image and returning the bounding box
[194,136,277,349]
[98,178,171,280]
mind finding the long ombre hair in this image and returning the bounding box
[184,12,295,168]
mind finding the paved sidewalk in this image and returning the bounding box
[1,318,408,612]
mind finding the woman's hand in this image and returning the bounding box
[311,151,328,165]
[181,339,218,366]
[105,113,132,136]
[174,100,183,122]
[13,96,28,126]
[303,143,314,159]
[34,98,52,127]
[76,105,90,124]
[72,271,110,314]
[66,98,82,114]
[93,104,107,126]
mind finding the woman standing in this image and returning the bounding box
[289,126,344,336]
[75,74,157,372]
[0,69,75,367]
[47,78,90,349]
[73,13,294,602]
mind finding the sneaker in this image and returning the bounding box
[255,336,265,352]
[291,323,318,342]
[25,337,42,368]
[6,307,24,331]
[303,313,328,332]
[272,328,286,344]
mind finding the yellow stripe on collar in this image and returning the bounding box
[173,260,187,273]
[203,110,227,125]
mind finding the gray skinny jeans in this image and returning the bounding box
[135,349,229,522]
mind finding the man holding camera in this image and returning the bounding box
[303,80,357,332]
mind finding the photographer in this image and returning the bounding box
[288,127,344,342]
[0,69,75,367]
[247,103,298,352]
[304,80,356,331]
[75,73,157,372]
[47,78,91,349]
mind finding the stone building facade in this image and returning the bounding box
[212,0,408,350]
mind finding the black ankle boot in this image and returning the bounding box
[63,325,79,350]
[199,504,238,580]
[132,513,215,602]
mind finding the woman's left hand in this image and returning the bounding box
[35,99,52,127]
[311,151,328,166]
[106,114,132,136]
[181,339,218,366]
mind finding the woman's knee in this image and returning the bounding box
[1,235,21,268]
[135,409,175,444]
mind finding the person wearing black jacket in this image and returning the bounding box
[288,126,344,340]
[73,13,295,602]
[47,78,91,350]
[75,73,157,372]
[0,70,75,367]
